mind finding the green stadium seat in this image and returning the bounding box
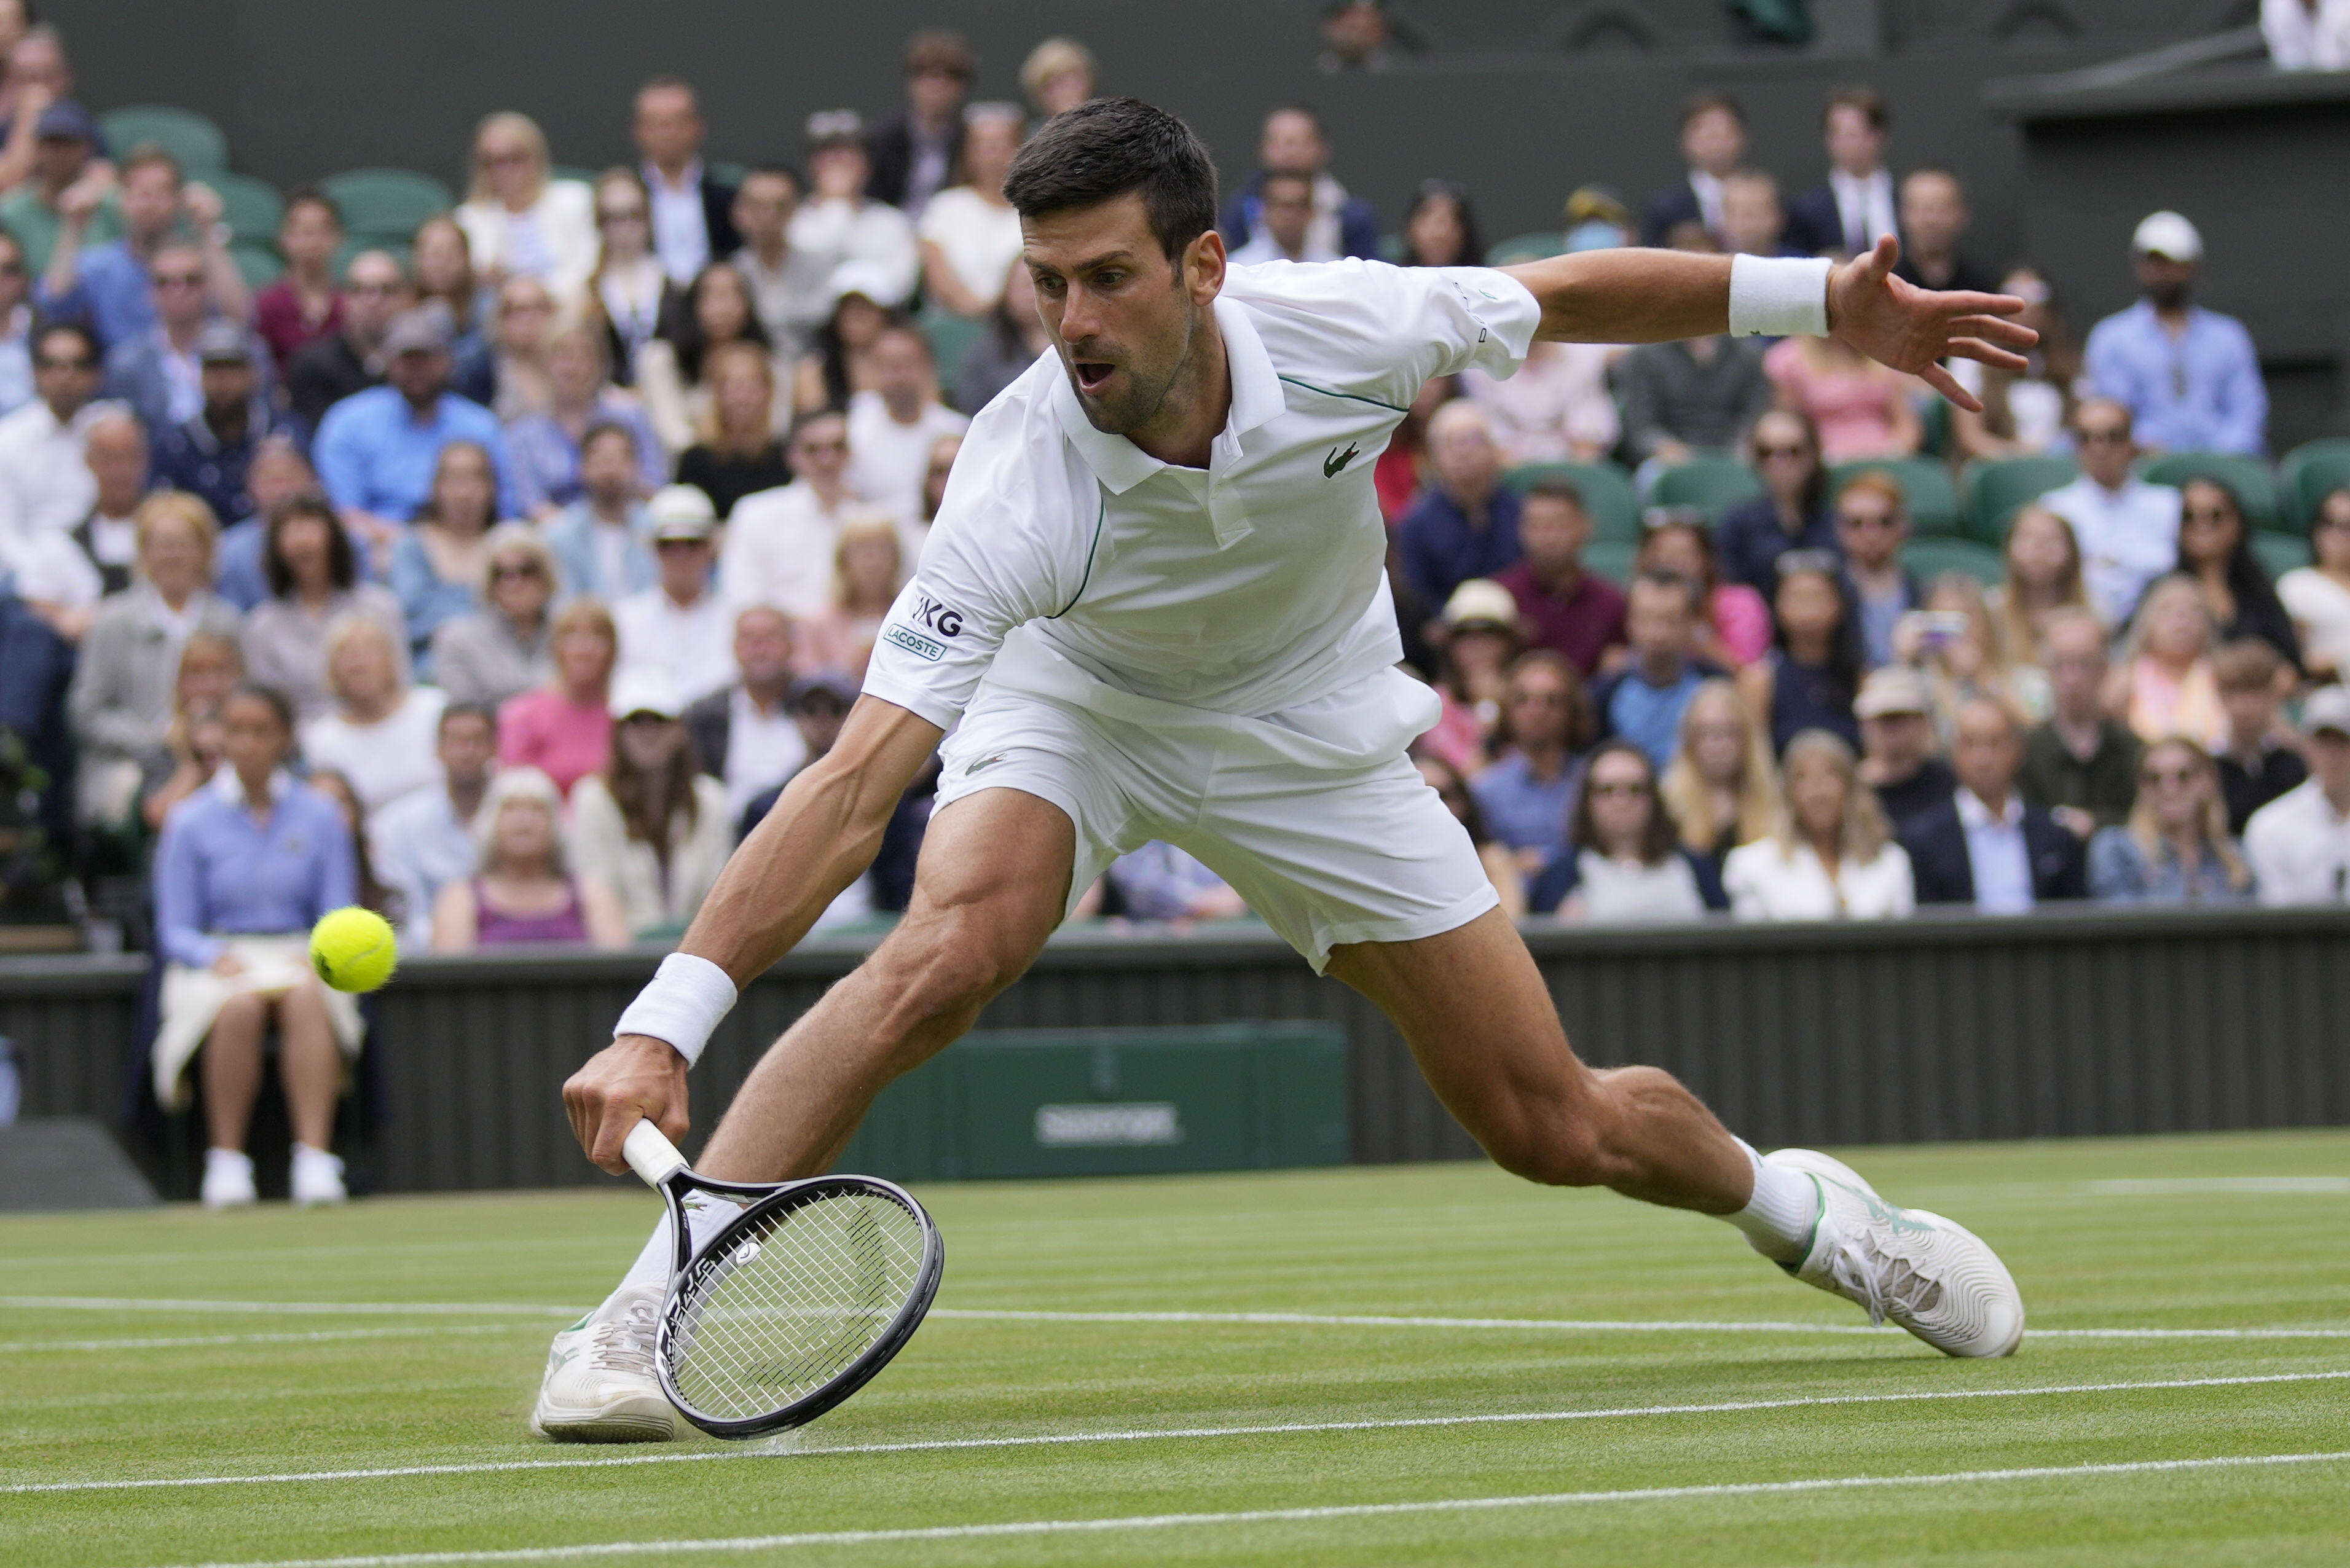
[1584,538,1639,586]
[1376,232,1406,262]
[1917,394,1951,460]
[707,162,747,188]
[918,308,984,382]
[319,169,455,245]
[1900,536,2003,586]
[1646,455,1762,520]
[1485,232,1561,267]
[1503,460,1640,543]
[230,241,283,289]
[1831,457,1963,536]
[2281,438,2350,531]
[2138,452,2281,533]
[100,105,227,174]
[2250,530,2310,584]
[210,172,283,246]
[1962,455,2077,543]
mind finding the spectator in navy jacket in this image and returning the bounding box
[1397,399,1520,610]
[1216,106,1380,262]
[1640,92,1747,247]
[862,32,971,219]
[151,323,307,533]
[1714,408,1836,598]
[1784,88,1895,259]
[1899,696,2086,909]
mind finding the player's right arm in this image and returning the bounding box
[563,697,942,1173]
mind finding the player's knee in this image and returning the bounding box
[1485,1112,1611,1189]
[876,911,1023,1025]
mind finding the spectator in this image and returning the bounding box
[1785,87,1894,260]
[1834,471,1917,669]
[504,328,664,518]
[2017,606,2142,840]
[410,216,497,406]
[1763,327,1922,466]
[39,143,248,351]
[917,103,1026,318]
[1595,570,1723,767]
[1888,170,1997,295]
[151,683,360,1210]
[1399,179,1480,269]
[1319,0,1398,71]
[633,77,737,288]
[543,423,656,602]
[1228,169,1330,267]
[1530,739,1727,920]
[794,512,903,681]
[1373,374,1449,524]
[2084,211,2265,456]
[583,167,669,384]
[867,31,974,219]
[1218,106,1380,261]
[1947,267,2082,461]
[922,429,961,525]
[1489,476,1624,678]
[1719,170,1795,259]
[430,764,629,950]
[571,670,733,938]
[101,241,240,432]
[498,596,616,797]
[1987,504,2088,673]
[1463,329,1619,466]
[1418,578,1519,777]
[387,440,498,667]
[1563,184,1634,254]
[686,605,808,821]
[1898,573,2049,732]
[792,112,919,309]
[1020,36,1098,119]
[305,767,402,923]
[150,324,306,540]
[2108,575,2226,750]
[2210,637,2306,836]
[1417,753,1525,920]
[795,272,895,412]
[674,341,794,519]
[1853,665,1957,828]
[1743,552,1863,753]
[1715,409,1836,598]
[1637,509,1773,669]
[0,227,33,418]
[244,496,404,720]
[1660,677,1783,869]
[138,630,244,833]
[0,21,72,193]
[285,249,411,427]
[1469,650,1590,872]
[728,165,831,363]
[613,487,732,702]
[371,700,498,948]
[1098,841,1246,924]
[717,405,860,615]
[1724,728,1914,920]
[66,407,149,601]
[486,274,558,421]
[315,305,515,569]
[2263,0,2350,68]
[0,322,109,541]
[431,522,557,708]
[68,492,240,830]
[2088,737,2256,904]
[453,112,597,307]
[637,261,784,457]
[1640,92,1745,247]
[2040,398,2182,629]
[734,676,878,913]
[1901,696,2087,909]
[298,612,445,823]
[2172,474,2300,667]
[2245,684,2350,904]
[1398,401,1520,610]
[252,189,344,376]
[209,439,315,611]
[954,257,1052,415]
[1613,314,1772,478]
[2279,486,2350,680]
[847,321,967,528]
[0,98,111,275]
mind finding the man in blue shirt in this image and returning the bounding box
[1589,571,1723,769]
[1397,399,1522,611]
[2083,211,2266,457]
[314,304,515,566]
[36,144,250,352]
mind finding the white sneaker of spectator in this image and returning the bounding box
[289,1143,348,1207]
[201,1147,257,1210]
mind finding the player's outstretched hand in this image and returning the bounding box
[564,1034,690,1175]
[1826,234,2037,413]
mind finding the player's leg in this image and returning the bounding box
[198,994,267,1209]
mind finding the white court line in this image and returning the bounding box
[10,1370,2344,1497]
[2089,1177,2350,1195]
[0,1297,581,1318]
[0,1324,543,1354]
[141,1450,2350,1567]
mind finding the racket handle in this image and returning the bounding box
[622,1119,688,1188]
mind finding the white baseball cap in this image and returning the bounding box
[2131,211,2202,262]
[2303,684,2350,739]
[608,670,685,723]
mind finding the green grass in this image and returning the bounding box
[4,1130,2349,1566]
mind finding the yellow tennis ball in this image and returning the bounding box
[309,906,398,993]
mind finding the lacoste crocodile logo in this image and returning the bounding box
[964,753,1007,776]
[1323,442,1361,479]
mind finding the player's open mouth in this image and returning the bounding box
[1074,361,1116,394]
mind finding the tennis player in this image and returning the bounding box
[537,100,2031,1441]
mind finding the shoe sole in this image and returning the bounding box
[530,1394,677,1444]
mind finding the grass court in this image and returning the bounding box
[4,1128,2348,1566]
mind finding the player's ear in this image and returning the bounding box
[1185,227,1226,305]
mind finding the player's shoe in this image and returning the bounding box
[1764,1148,2024,1358]
[289,1144,347,1207]
[200,1148,256,1210]
[529,1284,677,1442]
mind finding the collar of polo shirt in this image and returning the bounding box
[1048,293,1286,497]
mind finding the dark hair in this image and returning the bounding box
[1002,97,1218,265]
[1404,179,1482,269]
[876,318,933,365]
[1521,475,1587,512]
[281,186,344,231]
[412,439,497,528]
[607,725,706,875]
[788,402,849,446]
[1681,91,1745,130]
[2175,474,2295,661]
[119,142,183,186]
[811,296,902,408]
[740,162,804,196]
[666,261,769,383]
[1630,567,1702,616]
[1753,406,1829,519]
[34,320,100,364]
[262,494,356,598]
[905,30,975,79]
[224,681,297,735]
[1495,649,1594,753]
[1569,740,1678,864]
[438,700,498,735]
[1415,751,1496,849]
[577,418,637,463]
[1824,86,1887,131]
[1770,556,1866,700]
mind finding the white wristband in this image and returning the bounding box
[615,952,738,1068]
[1728,254,1833,339]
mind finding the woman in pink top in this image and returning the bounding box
[497,599,617,797]
[2107,575,2228,751]
[1761,333,1922,466]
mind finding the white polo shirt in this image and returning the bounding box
[2245,777,2350,906]
[860,259,1540,747]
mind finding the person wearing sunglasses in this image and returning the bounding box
[1530,739,1727,920]
[0,319,111,541]
[2086,735,2255,904]
[103,241,265,433]
[2039,397,2183,629]
[1713,407,1839,600]
[428,522,559,710]
[37,143,250,356]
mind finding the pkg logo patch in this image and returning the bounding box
[882,623,946,662]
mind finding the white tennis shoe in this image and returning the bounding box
[200,1148,256,1210]
[1765,1148,2025,1358]
[289,1144,347,1207]
[530,1284,678,1442]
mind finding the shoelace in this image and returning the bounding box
[586,1297,659,1378]
[1822,1227,1944,1329]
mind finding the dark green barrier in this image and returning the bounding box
[835,1022,1350,1182]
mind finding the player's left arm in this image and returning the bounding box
[1501,234,2037,412]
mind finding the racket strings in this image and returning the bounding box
[666,1191,927,1421]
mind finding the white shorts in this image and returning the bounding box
[933,680,1498,973]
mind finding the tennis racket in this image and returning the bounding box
[621,1118,943,1439]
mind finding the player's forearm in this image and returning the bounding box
[1506,249,1831,347]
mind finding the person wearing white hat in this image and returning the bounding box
[2081,210,2266,457]
[2244,684,2350,906]
[787,111,919,310]
[567,665,736,938]
[611,484,737,705]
